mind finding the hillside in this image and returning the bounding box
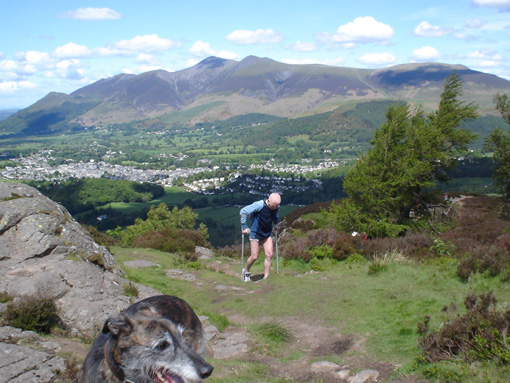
[15,192,506,383]
[0,56,508,137]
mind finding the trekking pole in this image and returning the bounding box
[275,230,279,274]
[241,231,245,276]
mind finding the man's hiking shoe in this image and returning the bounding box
[242,268,251,282]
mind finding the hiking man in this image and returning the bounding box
[240,193,281,281]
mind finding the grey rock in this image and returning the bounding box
[349,369,380,383]
[195,246,214,259]
[212,328,249,359]
[335,369,351,380]
[310,361,340,371]
[0,183,160,336]
[0,326,40,343]
[166,269,197,281]
[0,342,66,383]
[124,259,160,268]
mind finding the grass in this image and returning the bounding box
[110,242,510,382]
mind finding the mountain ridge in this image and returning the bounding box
[1,56,509,136]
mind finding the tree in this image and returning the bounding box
[121,203,198,245]
[485,93,510,201]
[494,93,510,125]
[326,73,478,237]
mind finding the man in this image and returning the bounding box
[240,193,281,282]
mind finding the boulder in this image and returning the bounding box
[0,326,66,383]
[0,182,158,336]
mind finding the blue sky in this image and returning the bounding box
[1,0,509,109]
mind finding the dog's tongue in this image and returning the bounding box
[160,370,184,383]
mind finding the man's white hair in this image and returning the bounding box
[269,193,281,204]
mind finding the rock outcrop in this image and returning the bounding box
[0,182,157,336]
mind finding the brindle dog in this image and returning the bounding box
[82,295,213,383]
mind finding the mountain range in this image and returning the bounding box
[1,55,509,137]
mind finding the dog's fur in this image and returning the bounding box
[82,295,213,383]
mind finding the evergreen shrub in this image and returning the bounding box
[419,291,510,365]
[132,228,206,253]
[4,294,60,333]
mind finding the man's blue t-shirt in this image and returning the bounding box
[240,198,279,239]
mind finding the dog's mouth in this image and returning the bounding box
[149,367,185,383]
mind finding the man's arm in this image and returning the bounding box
[240,200,264,230]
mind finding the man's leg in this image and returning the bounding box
[261,236,274,277]
[245,239,259,273]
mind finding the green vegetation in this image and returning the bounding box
[123,281,139,297]
[111,203,205,248]
[485,93,510,201]
[110,192,510,382]
[0,98,503,171]
[0,98,100,136]
[2,294,60,334]
[34,178,164,215]
[325,74,479,237]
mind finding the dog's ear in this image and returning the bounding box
[102,314,133,336]
[134,302,159,317]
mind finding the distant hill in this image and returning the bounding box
[0,109,20,122]
[0,56,508,137]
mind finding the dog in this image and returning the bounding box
[82,295,213,383]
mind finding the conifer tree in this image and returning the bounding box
[486,93,510,201]
[326,73,478,237]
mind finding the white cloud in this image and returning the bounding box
[468,51,488,59]
[53,43,91,59]
[93,47,132,57]
[122,64,163,74]
[190,41,217,57]
[359,52,396,65]
[15,51,52,65]
[291,41,318,52]
[324,57,347,66]
[319,17,394,44]
[187,59,200,67]
[472,0,510,11]
[111,34,177,53]
[411,46,440,61]
[135,54,157,64]
[414,21,453,37]
[282,58,323,65]
[478,60,502,67]
[453,32,477,41]
[59,7,121,21]
[281,57,347,66]
[464,18,485,28]
[53,59,86,80]
[225,29,284,45]
[189,41,240,60]
[461,49,503,61]
[342,43,357,49]
[0,80,37,93]
[0,59,17,72]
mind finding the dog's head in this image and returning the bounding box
[103,305,213,383]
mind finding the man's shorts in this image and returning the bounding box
[249,233,270,242]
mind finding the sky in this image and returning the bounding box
[1,0,509,109]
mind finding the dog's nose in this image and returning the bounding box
[199,362,213,379]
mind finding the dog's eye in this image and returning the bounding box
[156,340,171,351]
